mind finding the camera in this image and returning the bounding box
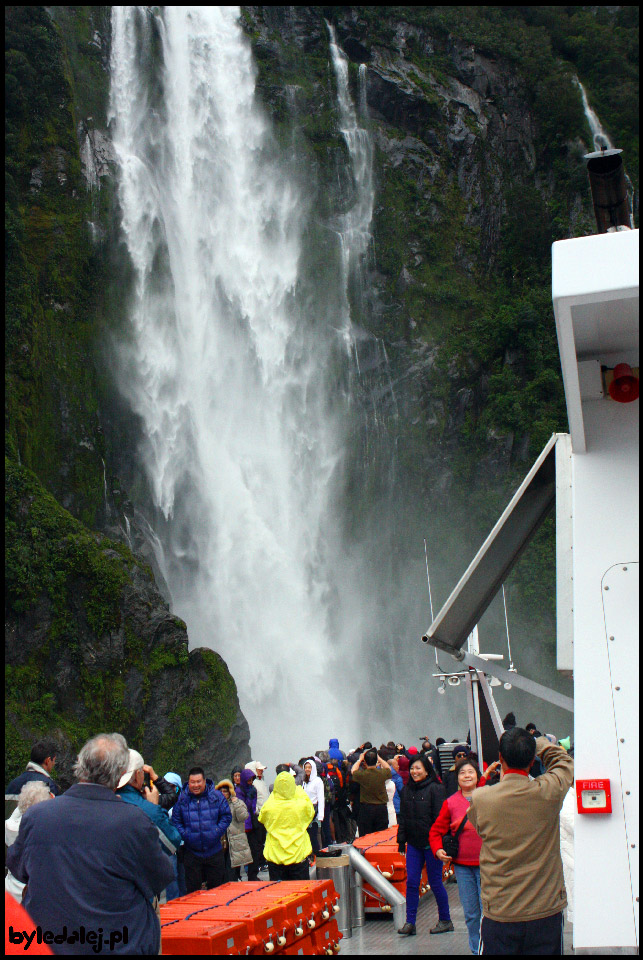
[143,771,152,790]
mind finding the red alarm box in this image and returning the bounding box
[576,779,612,814]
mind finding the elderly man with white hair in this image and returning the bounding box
[6,732,174,955]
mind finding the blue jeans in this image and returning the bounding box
[405,843,450,925]
[453,863,482,953]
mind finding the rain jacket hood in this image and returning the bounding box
[303,759,320,785]
[258,773,314,865]
[236,769,257,829]
[301,759,325,821]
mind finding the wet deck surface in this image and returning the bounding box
[337,881,575,956]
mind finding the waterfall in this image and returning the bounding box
[109,6,359,762]
[574,77,613,151]
[327,24,374,342]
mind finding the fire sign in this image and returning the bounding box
[576,779,612,814]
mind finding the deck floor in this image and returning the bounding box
[337,881,575,956]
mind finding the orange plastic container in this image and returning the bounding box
[307,919,342,956]
[160,918,248,955]
[161,902,288,955]
[270,880,339,926]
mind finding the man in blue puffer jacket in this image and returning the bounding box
[171,766,232,892]
[328,739,345,762]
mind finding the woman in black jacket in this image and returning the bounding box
[397,754,453,937]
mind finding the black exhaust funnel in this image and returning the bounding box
[584,148,632,234]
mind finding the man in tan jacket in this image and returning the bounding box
[468,728,574,955]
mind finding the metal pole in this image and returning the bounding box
[455,651,574,712]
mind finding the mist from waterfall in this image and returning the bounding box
[109,6,367,764]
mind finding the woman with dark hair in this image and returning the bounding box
[397,754,453,937]
[429,757,500,954]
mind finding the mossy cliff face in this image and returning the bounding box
[241,5,638,629]
[6,459,250,786]
[5,6,250,783]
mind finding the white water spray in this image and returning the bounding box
[110,6,361,763]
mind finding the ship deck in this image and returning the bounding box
[338,879,574,955]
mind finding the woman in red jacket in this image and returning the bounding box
[429,758,500,954]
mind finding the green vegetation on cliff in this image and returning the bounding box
[6,458,238,785]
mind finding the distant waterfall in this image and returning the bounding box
[327,28,399,475]
[109,6,358,761]
[327,24,374,344]
[575,77,613,151]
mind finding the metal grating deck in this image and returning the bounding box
[338,881,575,956]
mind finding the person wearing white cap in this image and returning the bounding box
[115,749,182,857]
[245,761,270,812]
[246,761,270,871]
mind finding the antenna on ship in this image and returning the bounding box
[423,539,442,675]
[501,583,517,691]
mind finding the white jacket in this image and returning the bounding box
[301,759,324,822]
[386,779,397,827]
[5,806,24,900]
[559,786,575,923]
[245,762,270,812]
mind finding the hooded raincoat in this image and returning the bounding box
[236,769,258,831]
[301,759,324,822]
[258,772,315,865]
[245,762,270,812]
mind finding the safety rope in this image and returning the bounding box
[160,881,281,927]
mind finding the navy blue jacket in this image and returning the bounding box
[171,780,232,857]
[6,783,174,955]
[6,768,60,797]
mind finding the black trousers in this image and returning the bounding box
[358,802,389,838]
[480,911,564,955]
[184,848,225,893]
[307,820,320,855]
[246,827,263,881]
[332,804,355,843]
[267,860,310,881]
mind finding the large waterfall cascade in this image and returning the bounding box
[109,6,371,763]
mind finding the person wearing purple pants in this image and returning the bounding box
[396,754,453,936]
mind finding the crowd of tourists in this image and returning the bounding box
[5,717,574,955]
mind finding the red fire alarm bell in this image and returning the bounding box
[576,779,612,814]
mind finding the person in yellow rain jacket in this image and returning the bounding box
[258,771,315,880]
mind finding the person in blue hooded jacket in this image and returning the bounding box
[328,739,345,762]
[171,766,232,892]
